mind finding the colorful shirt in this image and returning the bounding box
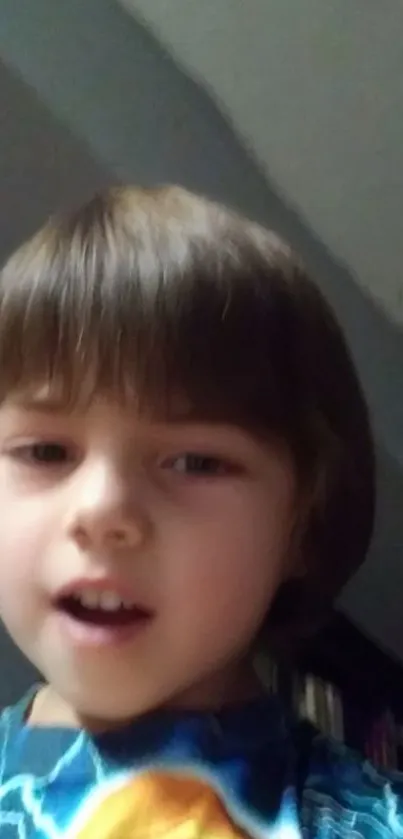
[1,688,403,838]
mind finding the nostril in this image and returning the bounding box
[70,524,90,549]
[68,514,148,549]
[109,529,127,544]
[70,524,128,547]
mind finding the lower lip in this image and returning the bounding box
[55,611,152,649]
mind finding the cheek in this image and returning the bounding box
[162,486,290,641]
[0,492,50,601]
[0,492,55,651]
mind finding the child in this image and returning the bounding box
[0,185,400,838]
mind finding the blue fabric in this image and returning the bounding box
[0,690,403,837]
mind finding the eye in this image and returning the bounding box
[10,441,73,466]
[164,453,231,476]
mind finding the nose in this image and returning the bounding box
[64,457,150,552]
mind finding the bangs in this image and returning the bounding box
[0,189,299,434]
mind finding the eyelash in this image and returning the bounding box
[163,453,233,477]
[8,443,234,478]
[9,442,73,466]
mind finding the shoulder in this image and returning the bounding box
[293,721,403,837]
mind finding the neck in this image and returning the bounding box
[165,659,263,712]
[28,661,263,732]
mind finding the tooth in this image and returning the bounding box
[99,591,123,611]
[78,591,99,609]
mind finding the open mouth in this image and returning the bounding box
[56,594,152,628]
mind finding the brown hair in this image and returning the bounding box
[0,185,375,653]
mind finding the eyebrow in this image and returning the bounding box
[8,395,76,415]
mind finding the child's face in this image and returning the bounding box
[0,388,296,726]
